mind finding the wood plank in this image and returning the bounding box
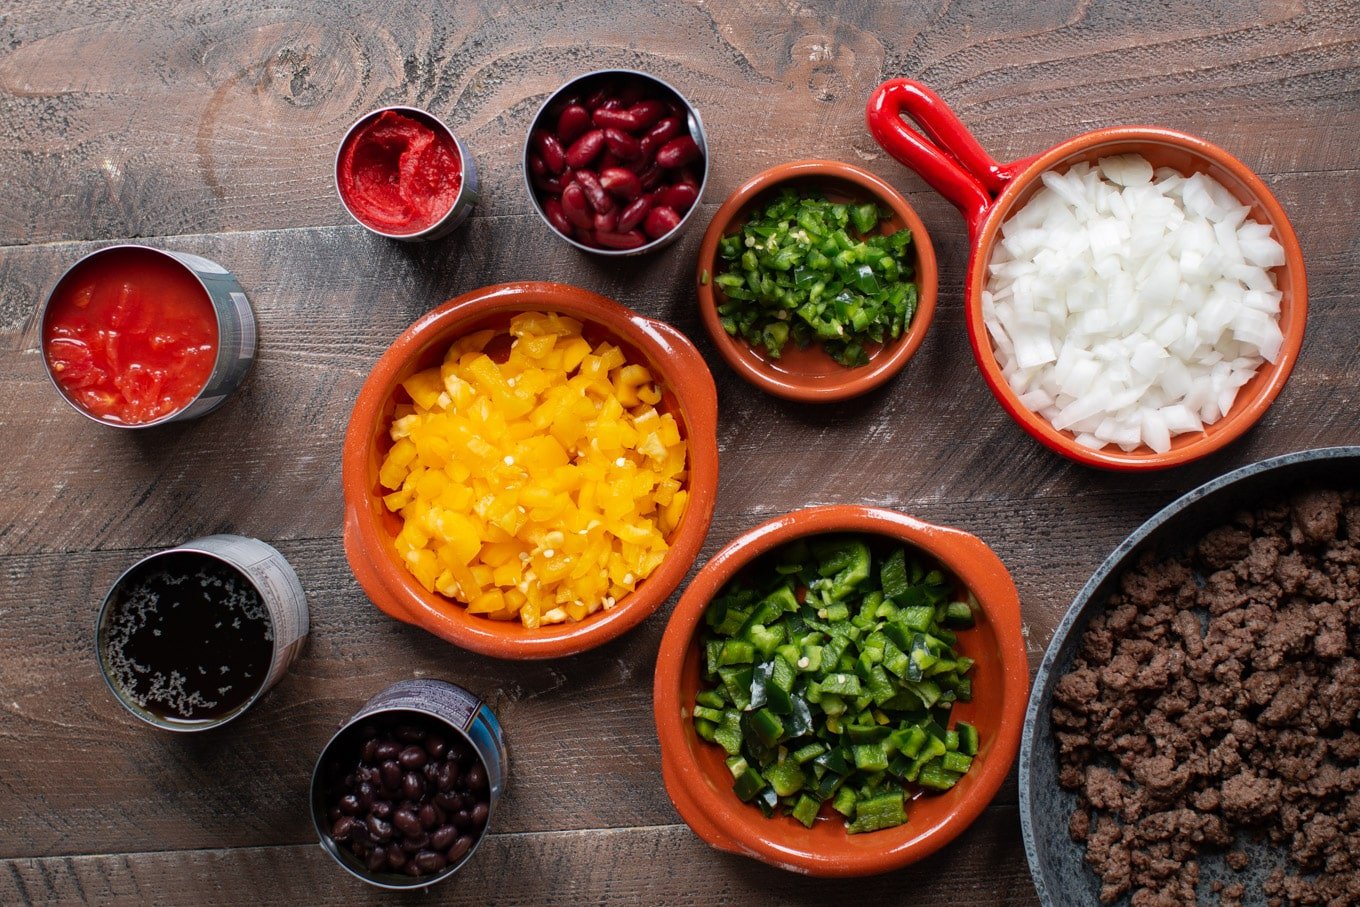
[0,812,1036,906]
[0,0,1355,245]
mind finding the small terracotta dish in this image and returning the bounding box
[867,79,1307,470]
[342,282,719,659]
[654,505,1027,876]
[695,160,939,403]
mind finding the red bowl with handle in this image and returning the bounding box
[866,80,1307,471]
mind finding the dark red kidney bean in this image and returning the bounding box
[371,800,393,820]
[560,183,593,230]
[447,834,475,864]
[655,136,701,168]
[403,772,425,801]
[593,210,618,233]
[532,130,567,174]
[599,167,642,201]
[434,790,459,811]
[644,116,683,148]
[617,196,652,233]
[430,825,457,851]
[603,127,642,161]
[592,106,640,131]
[386,845,407,870]
[533,168,572,195]
[638,163,664,191]
[419,803,440,830]
[425,735,447,760]
[331,816,356,842]
[380,760,402,790]
[375,741,400,761]
[565,129,605,169]
[470,802,490,828]
[415,851,447,874]
[644,205,682,239]
[542,198,573,236]
[393,808,421,837]
[464,763,488,794]
[399,746,427,770]
[339,794,362,816]
[636,135,657,166]
[556,104,590,144]
[597,96,625,112]
[436,761,457,792]
[574,170,613,213]
[453,809,473,831]
[595,229,647,250]
[617,82,646,105]
[584,86,610,109]
[658,183,698,212]
[628,100,666,131]
[677,166,700,188]
[367,816,393,843]
[597,150,623,172]
[366,848,388,872]
[526,153,547,181]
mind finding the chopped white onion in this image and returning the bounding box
[983,156,1286,453]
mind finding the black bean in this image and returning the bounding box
[357,765,379,786]
[350,839,371,857]
[430,824,456,851]
[331,816,356,842]
[448,741,472,764]
[386,844,407,870]
[339,794,362,816]
[380,760,402,790]
[414,850,446,873]
[447,834,475,864]
[370,800,393,820]
[365,848,387,872]
[399,746,428,770]
[396,724,426,743]
[436,761,457,792]
[465,763,487,794]
[471,802,489,828]
[419,804,442,829]
[360,738,378,762]
[400,831,429,853]
[327,805,341,822]
[342,772,356,788]
[403,771,425,801]
[366,815,393,842]
[423,761,439,781]
[425,734,447,759]
[375,740,400,761]
[402,861,421,877]
[453,809,473,831]
[393,808,421,837]
[434,791,459,811]
[357,782,375,810]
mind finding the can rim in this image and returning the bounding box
[521,67,711,257]
[334,105,473,241]
[39,244,241,430]
[309,702,499,889]
[95,545,282,732]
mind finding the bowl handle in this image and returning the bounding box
[866,79,1026,239]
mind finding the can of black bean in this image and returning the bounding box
[95,534,309,732]
[311,679,508,888]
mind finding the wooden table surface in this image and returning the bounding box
[1,1,1357,904]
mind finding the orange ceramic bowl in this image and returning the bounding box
[654,505,1027,876]
[695,160,938,403]
[868,80,1307,470]
[342,282,719,659]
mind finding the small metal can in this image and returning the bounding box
[334,105,480,242]
[95,534,309,732]
[311,679,508,889]
[40,244,257,428]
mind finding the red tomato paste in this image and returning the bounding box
[337,110,463,234]
[43,248,218,425]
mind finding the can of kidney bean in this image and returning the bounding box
[95,534,309,732]
[39,244,257,429]
[310,679,508,889]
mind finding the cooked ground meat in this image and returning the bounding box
[1053,487,1360,905]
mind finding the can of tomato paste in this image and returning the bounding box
[334,105,480,242]
[39,244,256,429]
[95,534,309,732]
[310,679,508,888]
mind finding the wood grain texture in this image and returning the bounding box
[0,0,1358,902]
[0,814,1036,906]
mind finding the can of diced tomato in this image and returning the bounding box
[39,244,257,428]
[310,679,508,889]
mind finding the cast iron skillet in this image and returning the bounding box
[1020,446,1360,905]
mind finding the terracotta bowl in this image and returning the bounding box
[695,160,939,403]
[342,282,719,659]
[653,505,1027,876]
[868,80,1307,470]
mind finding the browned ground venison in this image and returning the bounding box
[1053,489,1360,906]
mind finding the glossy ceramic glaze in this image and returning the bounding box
[1020,447,1360,906]
[342,282,719,659]
[654,505,1027,876]
[867,80,1307,470]
[695,160,939,402]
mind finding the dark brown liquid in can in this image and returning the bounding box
[102,552,273,724]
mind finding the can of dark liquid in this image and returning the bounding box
[95,534,309,732]
[310,679,508,889]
